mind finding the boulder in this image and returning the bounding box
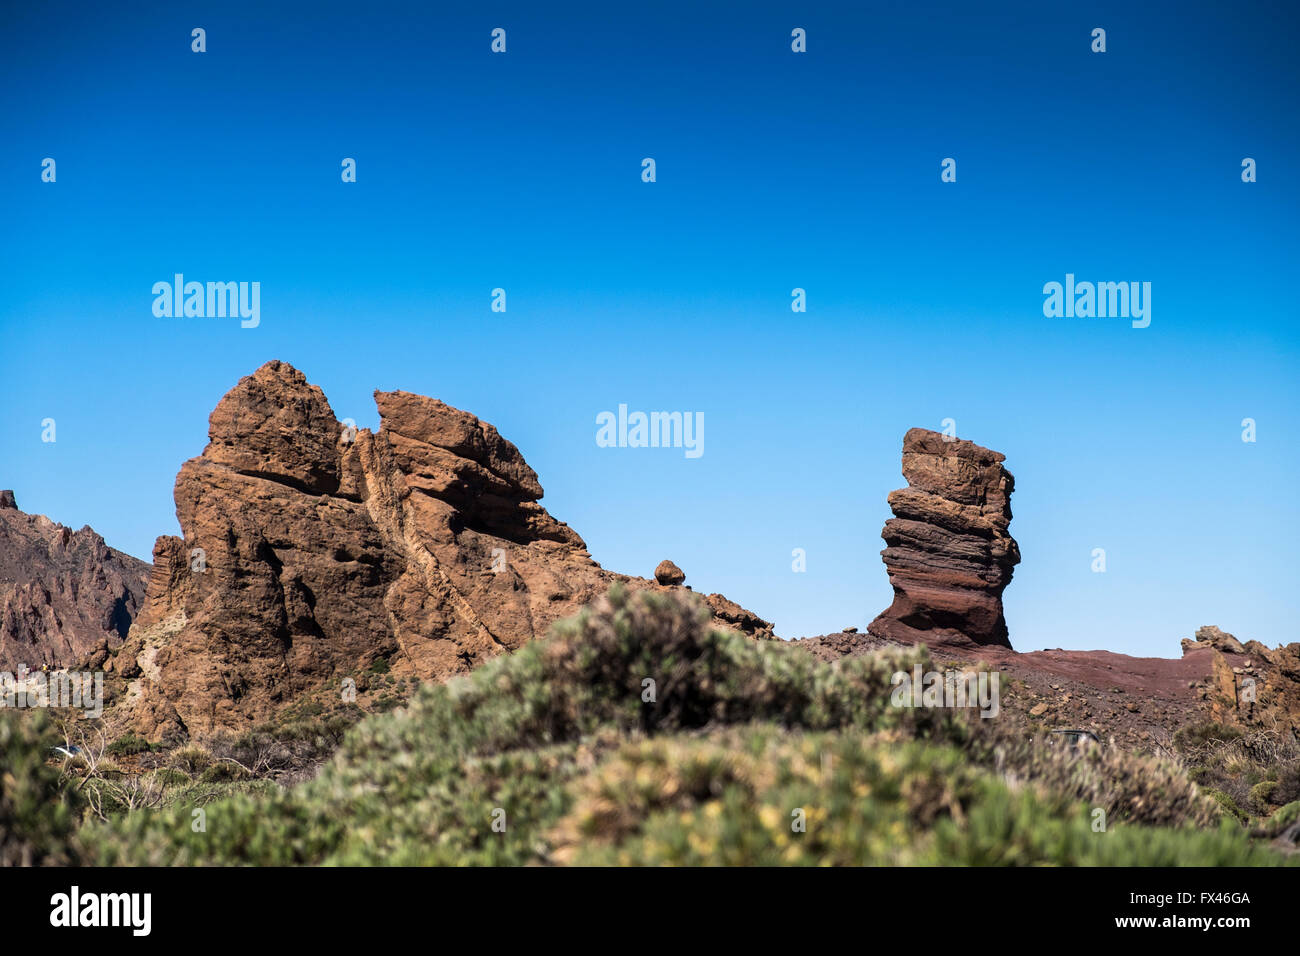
[654,560,685,586]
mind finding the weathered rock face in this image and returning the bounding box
[0,492,150,670]
[1183,626,1300,737]
[124,361,772,738]
[654,560,685,586]
[867,428,1020,649]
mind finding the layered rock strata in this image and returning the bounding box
[867,428,1020,649]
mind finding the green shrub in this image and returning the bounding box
[1204,787,1249,825]
[0,712,81,865]
[84,586,938,864]
[75,585,1291,867]
[1249,780,1281,814]
[552,729,1290,866]
[1262,800,1300,836]
[106,732,153,757]
[1174,722,1243,750]
[168,745,212,776]
[198,761,250,783]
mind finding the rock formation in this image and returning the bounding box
[654,560,685,586]
[0,491,150,670]
[1183,625,1300,737]
[120,361,772,738]
[868,428,1020,649]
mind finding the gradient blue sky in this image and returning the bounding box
[2,1,1297,657]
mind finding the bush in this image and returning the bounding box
[1174,722,1243,750]
[106,732,153,757]
[963,723,1218,828]
[551,729,1288,866]
[83,586,940,864]
[1262,799,1300,836]
[1172,723,1300,823]
[76,585,1292,867]
[168,745,212,776]
[1204,787,1249,825]
[198,761,250,783]
[1276,764,1300,806]
[0,712,81,865]
[1249,780,1281,814]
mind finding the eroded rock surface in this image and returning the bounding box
[123,361,772,738]
[867,428,1020,649]
[654,560,685,586]
[1182,625,1300,735]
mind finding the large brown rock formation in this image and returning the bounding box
[867,428,1020,649]
[123,361,772,738]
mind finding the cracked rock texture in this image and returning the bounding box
[125,361,772,738]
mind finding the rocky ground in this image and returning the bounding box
[798,624,1299,753]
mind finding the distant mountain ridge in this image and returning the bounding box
[0,490,150,671]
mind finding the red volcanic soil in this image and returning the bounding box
[1006,646,1215,696]
[795,631,1226,751]
[804,429,1300,751]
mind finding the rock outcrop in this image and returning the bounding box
[1182,625,1300,737]
[0,492,150,670]
[867,428,1020,649]
[122,361,772,738]
[654,560,685,586]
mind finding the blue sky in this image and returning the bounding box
[2,1,1297,657]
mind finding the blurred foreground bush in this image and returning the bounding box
[79,586,1291,866]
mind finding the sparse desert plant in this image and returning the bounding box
[106,731,153,758]
[1174,721,1243,751]
[198,760,251,784]
[168,745,213,776]
[1171,721,1300,824]
[961,722,1219,828]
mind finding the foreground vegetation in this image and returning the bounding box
[3,586,1296,865]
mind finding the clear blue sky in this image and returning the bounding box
[2,1,1297,657]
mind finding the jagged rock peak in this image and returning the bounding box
[122,361,773,739]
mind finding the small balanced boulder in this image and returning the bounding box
[654,559,686,586]
[867,428,1020,649]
